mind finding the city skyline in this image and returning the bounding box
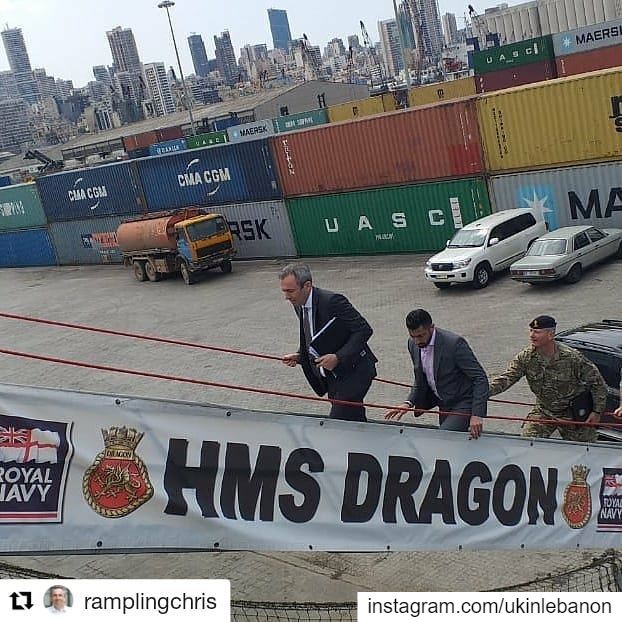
[0,0,524,86]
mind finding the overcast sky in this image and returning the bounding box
[0,0,520,86]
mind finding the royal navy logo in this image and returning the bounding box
[83,426,153,518]
[597,468,622,532]
[562,465,591,529]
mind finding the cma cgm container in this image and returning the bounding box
[477,67,622,173]
[186,131,228,149]
[552,18,622,57]
[0,228,56,267]
[49,216,126,265]
[327,93,396,123]
[475,59,557,93]
[272,98,484,197]
[489,160,622,231]
[273,108,328,133]
[36,161,146,222]
[206,200,297,259]
[0,183,47,231]
[472,35,555,74]
[136,139,281,212]
[286,178,491,256]
[556,43,622,77]
[408,77,476,107]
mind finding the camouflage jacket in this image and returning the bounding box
[489,343,607,414]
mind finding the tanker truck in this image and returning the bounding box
[117,208,235,285]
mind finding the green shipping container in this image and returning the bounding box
[273,108,328,133]
[473,36,555,75]
[186,131,229,149]
[0,183,47,232]
[287,179,491,256]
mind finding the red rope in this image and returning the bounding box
[1,346,620,428]
[0,311,536,407]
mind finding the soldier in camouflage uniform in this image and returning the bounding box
[489,315,607,443]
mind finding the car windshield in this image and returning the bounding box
[447,228,487,247]
[527,239,567,256]
[185,217,228,242]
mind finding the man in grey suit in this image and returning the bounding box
[385,309,488,438]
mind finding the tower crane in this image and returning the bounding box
[360,20,387,93]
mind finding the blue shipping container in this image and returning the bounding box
[0,175,12,187]
[0,228,57,267]
[211,117,241,132]
[36,161,146,222]
[136,139,282,212]
[148,138,187,156]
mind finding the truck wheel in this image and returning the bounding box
[220,260,232,274]
[145,261,161,282]
[472,263,492,289]
[180,262,196,285]
[132,261,147,282]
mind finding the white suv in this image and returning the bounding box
[424,208,547,289]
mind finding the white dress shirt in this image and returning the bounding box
[420,329,439,398]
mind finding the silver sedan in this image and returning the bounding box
[510,225,622,284]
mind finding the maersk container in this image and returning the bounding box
[286,178,491,256]
[206,200,296,259]
[473,35,555,75]
[148,138,187,156]
[556,43,622,77]
[0,228,57,267]
[489,161,622,231]
[36,161,146,222]
[271,99,484,197]
[475,59,557,93]
[186,131,228,149]
[0,183,47,232]
[273,108,328,133]
[136,139,281,212]
[227,119,274,143]
[49,216,126,265]
[477,67,622,173]
[552,18,622,57]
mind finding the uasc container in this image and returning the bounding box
[472,35,555,74]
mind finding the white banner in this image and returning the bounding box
[0,382,621,553]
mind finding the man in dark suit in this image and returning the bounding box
[385,308,488,438]
[280,263,377,422]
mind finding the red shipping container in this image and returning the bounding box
[270,99,484,197]
[556,43,622,77]
[475,59,557,93]
[156,126,184,141]
[122,126,183,152]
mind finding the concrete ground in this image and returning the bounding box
[0,254,620,597]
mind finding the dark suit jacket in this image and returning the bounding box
[296,287,377,396]
[407,328,488,419]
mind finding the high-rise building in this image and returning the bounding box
[396,1,417,51]
[416,0,445,59]
[442,12,459,46]
[55,79,74,101]
[378,19,404,77]
[106,26,142,75]
[93,65,113,88]
[214,30,238,86]
[143,62,176,116]
[188,34,209,78]
[268,8,292,52]
[0,99,33,152]
[33,68,57,99]
[0,70,20,100]
[347,35,361,51]
[1,26,39,104]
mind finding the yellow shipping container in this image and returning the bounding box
[327,93,395,123]
[477,67,622,172]
[408,77,476,107]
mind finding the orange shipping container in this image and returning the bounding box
[556,44,622,77]
[270,98,484,197]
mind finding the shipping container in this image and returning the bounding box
[148,138,187,156]
[212,116,241,132]
[0,228,57,267]
[0,183,47,232]
[489,161,622,231]
[122,126,184,152]
[205,200,297,259]
[477,67,622,173]
[136,139,281,212]
[273,108,328,133]
[286,178,491,256]
[0,175,12,187]
[552,18,622,57]
[271,98,484,197]
[473,35,555,74]
[475,59,557,93]
[36,161,146,222]
[49,216,126,265]
[126,147,150,160]
[227,119,275,143]
[556,43,622,77]
[186,131,228,149]
[408,77,476,107]
[326,93,396,123]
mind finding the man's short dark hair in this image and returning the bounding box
[406,309,433,330]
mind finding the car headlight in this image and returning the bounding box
[453,258,472,269]
[425,260,432,268]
